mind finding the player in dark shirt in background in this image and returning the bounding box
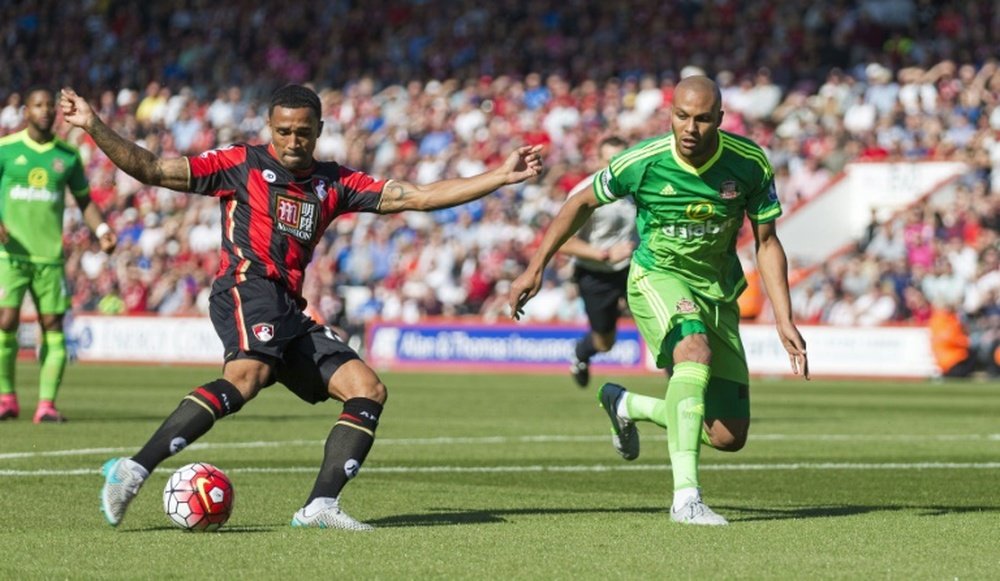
[560,137,634,387]
[60,84,543,531]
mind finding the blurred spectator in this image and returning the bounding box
[0,92,23,132]
[929,304,975,378]
[0,0,993,360]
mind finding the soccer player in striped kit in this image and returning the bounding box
[61,84,542,530]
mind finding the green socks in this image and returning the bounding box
[665,362,710,491]
[622,372,713,446]
[0,330,17,395]
[619,361,713,490]
[624,391,668,428]
[39,331,67,402]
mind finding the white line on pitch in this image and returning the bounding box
[2,433,1000,461]
[3,462,1000,477]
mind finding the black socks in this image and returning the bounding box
[576,335,598,362]
[307,397,383,503]
[132,379,245,473]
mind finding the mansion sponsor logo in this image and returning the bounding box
[274,194,318,242]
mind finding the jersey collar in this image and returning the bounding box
[267,143,317,178]
[670,135,723,175]
[19,129,56,153]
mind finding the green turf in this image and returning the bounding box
[1,363,998,579]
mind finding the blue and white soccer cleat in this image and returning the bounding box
[100,457,148,527]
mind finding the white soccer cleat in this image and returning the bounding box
[100,457,149,527]
[291,497,373,531]
[670,498,729,526]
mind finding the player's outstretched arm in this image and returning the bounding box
[508,189,600,320]
[753,220,810,379]
[376,145,543,213]
[60,88,190,192]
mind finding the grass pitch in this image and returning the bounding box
[1,363,998,579]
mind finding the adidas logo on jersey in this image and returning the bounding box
[14,155,27,165]
[660,184,677,196]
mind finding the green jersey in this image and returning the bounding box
[593,130,781,303]
[0,130,90,264]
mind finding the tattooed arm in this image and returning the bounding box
[60,88,191,192]
[376,145,543,213]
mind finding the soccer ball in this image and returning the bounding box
[163,462,234,532]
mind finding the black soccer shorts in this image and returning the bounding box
[574,265,629,334]
[209,278,360,403]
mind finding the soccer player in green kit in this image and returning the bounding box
[0,88,117,423]
[509,75,809,525]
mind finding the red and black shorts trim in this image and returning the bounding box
[209,278,360,403]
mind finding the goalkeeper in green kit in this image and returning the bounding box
[509,76,809,525]
[0,88,117,423]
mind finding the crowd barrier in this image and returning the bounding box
[58,315,938,378]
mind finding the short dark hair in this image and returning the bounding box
[25,86,54,101]
[268,84,321,119]
[599,136,627,150]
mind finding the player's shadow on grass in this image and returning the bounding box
[369,503,1000,527]
[125,524,278,533]
[369,506,665,528]
[719,504,1000,522]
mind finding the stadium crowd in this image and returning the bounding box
[0,0,997,374]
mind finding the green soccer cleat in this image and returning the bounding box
[100,457,148,527]
[291,497,373,531]
[597,382,639,461]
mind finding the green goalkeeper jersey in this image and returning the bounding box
[593,130,782,303]
[0,129,90,264]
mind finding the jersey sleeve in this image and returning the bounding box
[592,166,630,206]
[745,159,782,224]
[334,165,387,213]
[187,145,248,197]
[592,147,640,206]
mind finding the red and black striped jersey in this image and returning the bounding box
[186,143,385,302]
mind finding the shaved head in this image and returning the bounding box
[670,75,724,166]
[674,76,722,112]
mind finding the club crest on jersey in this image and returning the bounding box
[52,158,65,173]
[719,180,741,199]
[274,194,318,242]
[313,179,329,201]
[252,323,275,342]
[675,299,699,314]
[262,169,277,183]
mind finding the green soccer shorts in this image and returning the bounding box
[628,263,750,418]
[0,257,70,315]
